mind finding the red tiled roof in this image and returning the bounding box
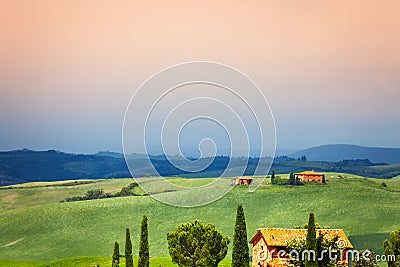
[296,171,323,176]
[236,176,253,180]
[250,228,352,248]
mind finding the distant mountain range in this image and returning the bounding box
[289,144,400,164]
[1,144,400,186]
[0,149,131,186]
[98,144,400,164]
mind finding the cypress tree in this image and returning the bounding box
[232,204,249,267]
[271,170,275,185]
[315,235,323,267]
[138,214,149,267]
[289,172,295,185]
[305,213,318,267]
[112,241,120,267]
[125,228,134,267]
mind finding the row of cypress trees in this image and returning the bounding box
[112,214,149,267]
[112,206,250,267]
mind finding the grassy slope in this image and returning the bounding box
[0,174,399,265]
[0,257,233,267]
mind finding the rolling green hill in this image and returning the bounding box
[0,174,399,266]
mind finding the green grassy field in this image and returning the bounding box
[0,256,233,267]
[1,174,399,266]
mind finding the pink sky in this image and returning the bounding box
[0,0,399,153]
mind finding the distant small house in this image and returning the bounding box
[295,171,323,182]
[235,176,253,185]
[250,228,352,267]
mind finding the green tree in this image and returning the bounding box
[289,172,295,185]
[112,241,120,267]
[232,205,249,267]
[352,249,379,267]
[271,169,275,185]
[383,229,400,267]
[125,228,134,267]
[167,220,230,267]
[305,213,318,267]
[315,235,323,267]
[138,214,149,267]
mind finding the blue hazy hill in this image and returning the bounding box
[289,144,400,164]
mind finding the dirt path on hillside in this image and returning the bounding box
[1,237,25,248]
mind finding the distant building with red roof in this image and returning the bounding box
[295,171,323,182]
[235,176,253,185]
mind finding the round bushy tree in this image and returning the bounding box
[167,220,229,267]
[383,228,400,267]
[353,249,378,267]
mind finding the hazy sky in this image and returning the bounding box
[0,0,399,154]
